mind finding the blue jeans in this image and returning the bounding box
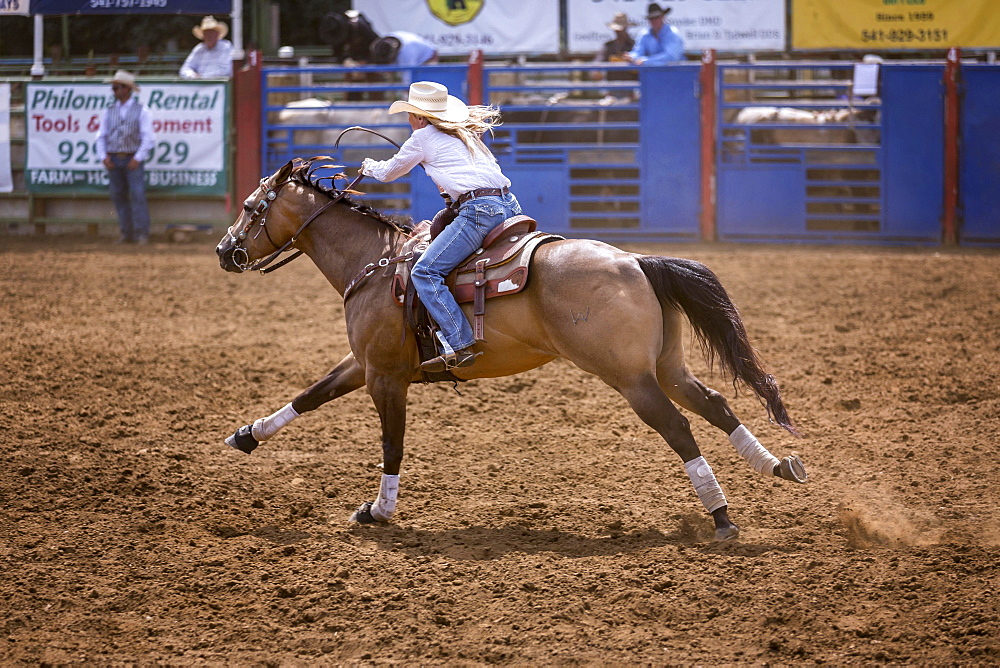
[107,155,150,240]
[411,191,521,352]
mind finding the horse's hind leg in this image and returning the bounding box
[225,352,366,454]
[658,362,807,483]
[614,373,740,541]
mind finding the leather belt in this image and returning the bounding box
[109,152,134,157]
[456,186,509,206]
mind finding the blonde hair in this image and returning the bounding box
[426,105,502,155]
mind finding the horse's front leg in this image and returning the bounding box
[225,352,366,454]
[349,371,410,524]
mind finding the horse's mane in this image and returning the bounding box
[288,157,415,235]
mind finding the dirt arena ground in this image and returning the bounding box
[2,235,998,665]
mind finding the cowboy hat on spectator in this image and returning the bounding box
[608,12,637,31]
[105,69,140,91]
[193,15,228,40]
[646,3,671,19]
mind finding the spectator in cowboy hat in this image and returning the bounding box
[179,15,234,79]
[628,2,685,64]
[94,70,155,244]
[596,11,637,63]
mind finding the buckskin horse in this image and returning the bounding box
[216,157,807,541]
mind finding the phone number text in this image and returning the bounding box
[860,28,949,44]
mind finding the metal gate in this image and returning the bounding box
[481,63,702,241]
[959,64,1000,246]
[717,61,945,244]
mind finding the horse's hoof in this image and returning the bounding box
[778,454,808,483]
[715,524,741,541]
[225,425,259,454]
[349,502,378,524]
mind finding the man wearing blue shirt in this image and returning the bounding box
[628,3,685,65]
[371,32,438,67]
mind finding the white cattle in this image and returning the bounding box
[272,98,409,154]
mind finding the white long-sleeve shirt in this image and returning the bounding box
[179,39,234,79]
[361,125,509,200]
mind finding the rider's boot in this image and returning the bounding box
[420,347,480,373]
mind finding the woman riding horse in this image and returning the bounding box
[360,81,521,373]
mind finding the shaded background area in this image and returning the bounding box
[1,238,998,664]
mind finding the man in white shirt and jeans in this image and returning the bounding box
[95,70,156,244]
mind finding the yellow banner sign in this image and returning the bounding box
[792,0,1000,50]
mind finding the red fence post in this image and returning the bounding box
[699,49,717,242]
[942,47,960,246]
[467,49,483,105]
[233,50,262,211]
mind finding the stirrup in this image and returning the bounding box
[420,348,481,373]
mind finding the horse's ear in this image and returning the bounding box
[275,160,296,183]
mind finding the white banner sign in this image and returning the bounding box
[354,0,560,55]
[0,83,12,193]
[26,81,228,194]
[0,0,30,15]
[568,0,785,54]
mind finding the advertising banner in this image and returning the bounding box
[0,0,30,16]
[354,0,559,55]
[0,84,12,193]
[26,81,228,195]
[792,0,1000,50]
[30,0,231,14]
[568,0,785,54]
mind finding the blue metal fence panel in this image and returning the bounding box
[881,64,944,243]
[959,64,1000,246]
[639,65,702,241]
[717,62,893,243]
[483,63,701,241]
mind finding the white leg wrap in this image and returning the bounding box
[370,474,399,522]
[251,402,300,442]
[685,456,728,513]
[728,424,780,476]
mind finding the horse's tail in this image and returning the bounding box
[636,255,794,433]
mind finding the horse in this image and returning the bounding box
[215,157,807,542]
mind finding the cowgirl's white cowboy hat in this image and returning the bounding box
[388,81,470,123]
[193,15,229,40]
[106,69,140,91]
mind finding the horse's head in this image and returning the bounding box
[216,160,301,273]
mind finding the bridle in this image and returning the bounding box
[227,127,405,275]
[227,163,363,275]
